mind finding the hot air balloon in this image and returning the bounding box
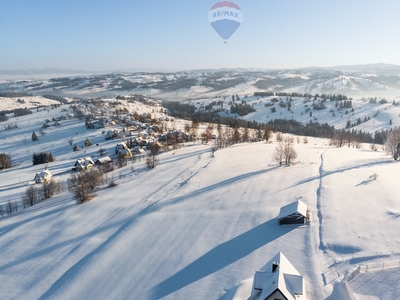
[209,1,243,43]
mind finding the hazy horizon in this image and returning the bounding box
[2,1,400,72]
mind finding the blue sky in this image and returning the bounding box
[1,0,400,72]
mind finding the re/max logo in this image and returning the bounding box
[213,11,239,18]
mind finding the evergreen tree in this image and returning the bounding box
[84,138,92,147]
[32,132,38,141]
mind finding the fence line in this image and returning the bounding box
[345,259,400,298]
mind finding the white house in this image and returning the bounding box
[34,169,52,183]
[74,157,94,171]
[249,252,306,300]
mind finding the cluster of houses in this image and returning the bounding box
[41,115,71,128]
[87,117,113,129]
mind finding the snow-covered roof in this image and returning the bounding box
[118,149,132,156]
[95,156,112,164]
[75,157,94,168]
[278,200,307,220]
[115,142,127,149]
[34,169,52,182]
[250,252,305,300]
[36,169,52,177]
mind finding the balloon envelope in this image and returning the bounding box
[209,1,243,41]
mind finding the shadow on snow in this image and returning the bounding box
[149,219,296,299]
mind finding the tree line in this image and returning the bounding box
[163,100,384,145]
[254,92,348,101]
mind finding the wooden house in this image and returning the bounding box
[278,200,307,225]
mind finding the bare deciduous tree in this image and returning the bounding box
[6,201,18,215]
[276,132,283,142]
[22,186,39,207]
[242,125,249,143]
[272,142,284,166]
[385,127,400,157]
[0,153,12,170]
[273,138,297,166]
[264,126,272,142]
[370,143,378,151]
[85,168,104,191]
[41,179,61,199]
[233,127,241,144]
[146,149,159,169]
[68,169,103,203]
[330,131,347,148]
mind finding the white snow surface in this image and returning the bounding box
[1,105,400,299]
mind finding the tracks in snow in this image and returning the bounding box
[317,152,327,253]
[39,149,214,299]
[142,150,213,206]
[305,151,332,299]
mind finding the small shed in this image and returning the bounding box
[278,200,307,225]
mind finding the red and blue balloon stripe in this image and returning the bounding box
[209,1,243,42]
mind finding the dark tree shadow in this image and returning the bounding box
[150,219,297,299]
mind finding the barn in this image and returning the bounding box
[278,200,307,225]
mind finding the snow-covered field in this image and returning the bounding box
[0,96,65,111]
[1,98,400,299]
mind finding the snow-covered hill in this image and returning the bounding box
[2,64,400,100]
[0,103,400,299]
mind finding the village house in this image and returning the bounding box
[95,156,112,166]
[115,142,128,154]
[248,252,306,300]
[117,148,132,158]
[34,169,52,183]
[73,157,94,171]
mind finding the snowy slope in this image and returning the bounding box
[1,132,400,299]
[1,97,400,299]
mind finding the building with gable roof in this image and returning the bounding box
[74,157,94,171]
[249,252,306,300]
[278,200,307,225]
[34,169,52,183]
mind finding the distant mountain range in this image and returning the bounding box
[1,64,400,99]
